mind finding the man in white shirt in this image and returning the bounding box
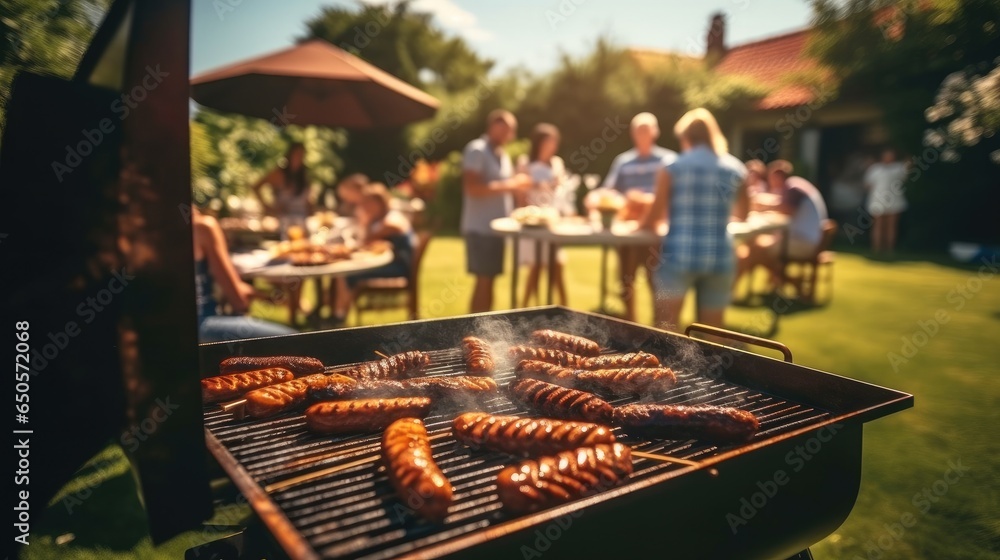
[461,109,532,313]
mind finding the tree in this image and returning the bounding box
[300,1,494,182]
[516,39,766,177]
[924,57,1000,165]
[191,109,347,211]
[809,0,1000,246]
[0,0,111,135]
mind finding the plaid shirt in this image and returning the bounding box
[663,146,747,273]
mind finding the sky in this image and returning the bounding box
[192,0,813,77]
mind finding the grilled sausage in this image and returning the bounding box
[508,346,585,368]
[201,368,293,403]
[462,336,495,375]
[410,376,498,400]
[530,329,600,357]
[382,418,454,521]
[219,356,324,376]
[509,378,613,423]
[343,351,430,381]
[452,413,616,456]
[516,360,676,396]
[612,403,760,442]
[305,397,432,435]
[508,347,661,370]
[496,444,633,513]
[308,376,498,402]
[582,352,660,369]
[244,374,356,418]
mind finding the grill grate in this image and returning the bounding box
[204,345,833,559]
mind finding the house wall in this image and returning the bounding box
[728,101,886,175]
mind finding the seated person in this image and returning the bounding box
[745,159,769,199]
[192,207,297,342]
[736,160,829,286]
[335,172,368,217]
[332,183,415,323]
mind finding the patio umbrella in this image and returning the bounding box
[190,39,439,128]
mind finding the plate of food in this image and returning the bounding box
[510,205,560,228]
[283,244,352,266]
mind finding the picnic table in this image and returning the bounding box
[232,248,393,327]
[490,212,790,310]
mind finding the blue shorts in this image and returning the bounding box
[199,315,296,343]
[656,267,734,310]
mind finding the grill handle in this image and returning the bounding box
[685,323,793,363]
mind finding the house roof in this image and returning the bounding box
[713,28,819,110]
[628,27,824,111]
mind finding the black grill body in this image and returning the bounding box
[198,307,912,559]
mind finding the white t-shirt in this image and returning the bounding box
[524,157,572,214]
[864,162,908,215]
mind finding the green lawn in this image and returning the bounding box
[23,237,1000,559]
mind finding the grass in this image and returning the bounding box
[22,237,1000,559]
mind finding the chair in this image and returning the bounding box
[353,231,433,323]
[781,219,837,304]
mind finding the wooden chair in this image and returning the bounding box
[353,231,432,323]
[781,219,837,304]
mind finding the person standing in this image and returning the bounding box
[517,123,570,307]
[586,112,678,322]
[640,108,748,331]
[864,147,908,254]
[461,109,532,313]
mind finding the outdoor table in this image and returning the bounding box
[234,249,393,327]
[490,212,790,310]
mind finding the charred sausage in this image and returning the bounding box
[308,376,498,402]
[305,397,432,435]
[612,403,760,442]
[530,329,601,357]
[508,378,613,423]
[496,444,632,513]
[582,352,660,369]
[201,368,293,403]
[343,351,430,381]
[452,413,616,456]
[508,347,660,370]
[382,418,454,521]
[516,360,676,396]
[219,356,324,376]
[244,374,356,418]
[507,346,585,368]
[462,336,495,375]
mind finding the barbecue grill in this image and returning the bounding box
[198,306,913,560]
[1,2,912,557]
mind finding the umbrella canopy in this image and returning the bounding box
[190,39,439,129]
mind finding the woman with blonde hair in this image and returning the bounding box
[639,108,749,331]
